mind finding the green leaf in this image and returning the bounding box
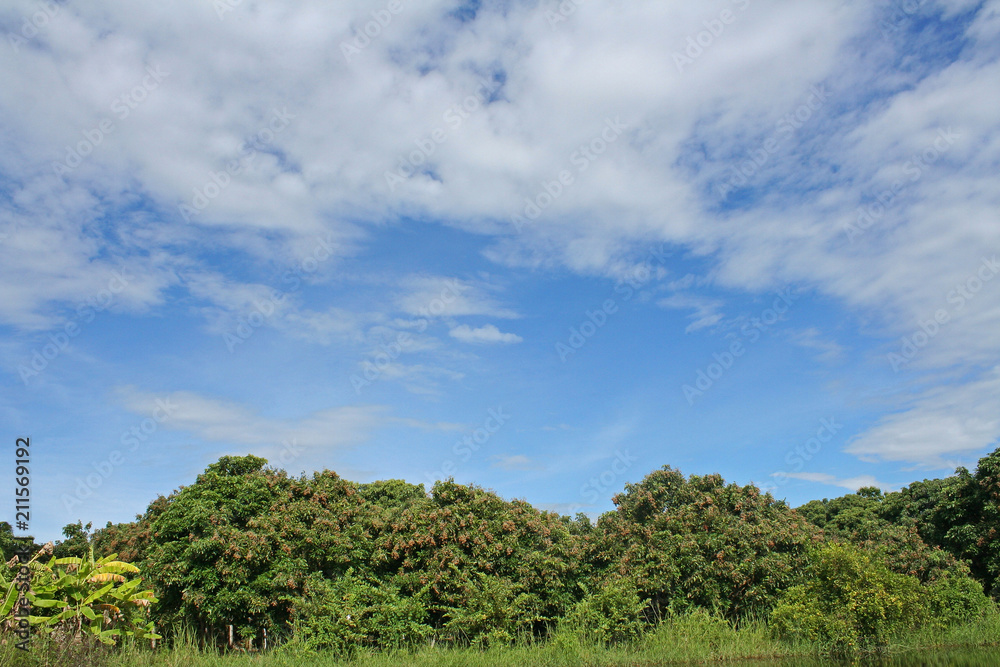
[114,578,142,595]
[0,583,20,617]
[93,561,139,575]
[83,581,115,606]
[28,597,63,608]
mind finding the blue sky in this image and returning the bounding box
[2,0,1000,541]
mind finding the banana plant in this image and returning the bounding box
[1,542,51,626]
[1,544,160,645]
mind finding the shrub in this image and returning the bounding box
[556,577,647,646]
[439,573,541,647]
[289,569,431,654]
[771,543,925,652]
[925,575,994,628]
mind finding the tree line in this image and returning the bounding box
[3,446,999,653]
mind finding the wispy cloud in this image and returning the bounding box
[785,327,844,363]
[780,472,892,492]
[396,276,519,320]
[658,293,725,333]
[491,454,543,471]
[5,0,1000,539]
[115,387,458,449]
[845,367,1000,468]
[449,323,522,344]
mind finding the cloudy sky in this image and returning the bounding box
[2,0,999,541]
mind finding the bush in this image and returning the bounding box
[556,577,647,646]
[771,543,925,652]
[925,575,994,628]
[441,572,541,647]
[289,570,431,654]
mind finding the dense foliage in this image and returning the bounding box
[801,446,1000,598]
[1,542,158,647]
[5,446,999,657]
[590,467,817,623]
[770,542,991,652]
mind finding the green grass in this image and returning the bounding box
[3,613,999,667]
[889,612,1000,652]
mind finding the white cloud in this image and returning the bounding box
[282,308,370,345]
[115,386,460,449]
[845,367,1000,468]
[541,423,574,432]
[780,472,892,492]
[366,361,466,396]
[116,387,384,448]
[785,327,845,363]
[396,276,519,320]
[449,323,522,344]
[658,293,725,333]
[3,0,1000,490]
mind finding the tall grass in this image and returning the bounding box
[890,612,1000,652]
[2,611,998,666]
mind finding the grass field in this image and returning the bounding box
[4,612,1000,667]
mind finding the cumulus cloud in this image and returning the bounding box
[3,0,1000,478]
